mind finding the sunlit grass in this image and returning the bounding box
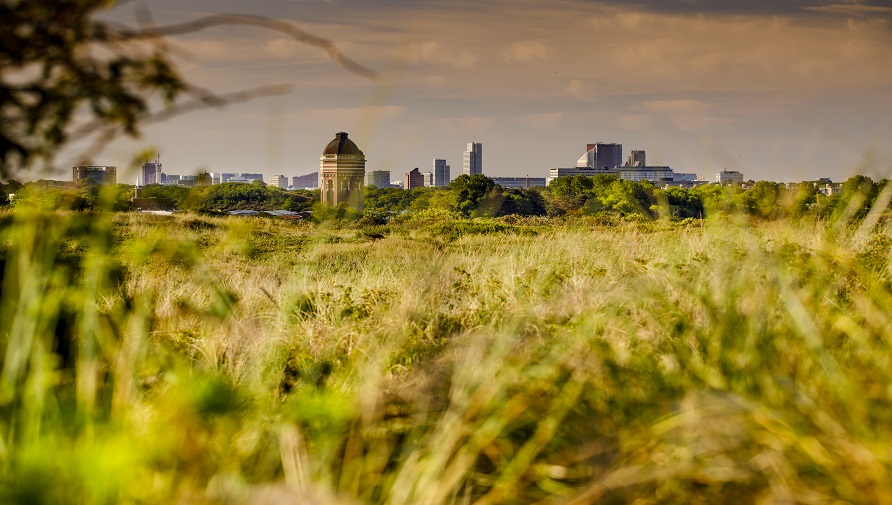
[2,208,892,503]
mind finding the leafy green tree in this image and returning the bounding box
[450,174,495,216]
[653,187,704,219]
[0,189,8,207]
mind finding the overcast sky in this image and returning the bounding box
[65,0,892,183]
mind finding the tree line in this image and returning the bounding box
[2,174,888,222]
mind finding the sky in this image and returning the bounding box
[60,0,892,183]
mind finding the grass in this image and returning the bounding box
[2,208,892,504]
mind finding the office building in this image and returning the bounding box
[404,168,425,189]
[73,165,116,186]
[463,142,483,176]
[140,156,163,185]
[491,177,547,189]
[240,173,264,182]
[293,172,319,189]
[627,150,646,167]
[717,170,744,184]
[617,166,674,182]
[269,174,288,189]
[434,159,450,187]
[579,143,623,169]
[422,172,434,187]
[320,131,365,209]
[365,170,391,188]
[210,173,237,185]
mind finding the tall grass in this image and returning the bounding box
[1,208,891,503]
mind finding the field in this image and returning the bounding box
[2,209,892,504]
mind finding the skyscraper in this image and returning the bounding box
[404,168,425,189]
[140,155,163,185]
[580,143,623,169]
[73,165,116,186]
[434,159,450,187]
[463,142,482,176]
[365,170,391,188]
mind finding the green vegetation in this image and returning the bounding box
[2,199,892,503]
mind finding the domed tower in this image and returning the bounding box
[320,132,365,209]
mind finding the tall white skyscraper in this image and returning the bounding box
[463,142,482,176]
[434,159,450,186]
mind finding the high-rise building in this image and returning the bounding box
[320,132,365,209]
[404,168,425,189]
[628,150,646,167]
[463,142,482,176]
[422,172,434,187]
[210,173,238,185]
[73,165,116,186]
[140,156,163,185]
[365,170,391,188]
[579,143,623,169]
[293,172,319,189]
[268,174,288,189]
[433,159,450,187]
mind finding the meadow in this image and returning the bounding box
[2,207,892,504]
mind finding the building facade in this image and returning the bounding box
[365,170,391,188]
[140,157,163,185]
[627,150,646,167]
[716,170,744,184]
[434,159,450,187]
[579,143,623,169]
[404,168,425,189]
[422,172,434,187]
[293,172,319,189]
[269,174,288,189]
[320,132,365,209]
[73,165,116,186]
[491,177,547,189]
[463,142,483,176]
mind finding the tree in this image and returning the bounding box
[450,174,495,216]
[0,1,377,178]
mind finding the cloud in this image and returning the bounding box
[440,116,495,134]
[519,112,563,129]
[566,80,589,101]
[617,114,656,132]
[645,99,732,131]
[400,41,479,69]
[806,3,892,16]
[503,40,548,64]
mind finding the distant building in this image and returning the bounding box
[717,170,744,184]
[626,150,646,167]
[293,172,319,189]
[404,167,425,189]
[434,159,450,187]
[269,174,288,189]
[197,172,212,187]
[492,177,547,189]
[422,172,434,187]
[365,170,391,188]
[580,143,623,169]
[618,166,675,182]
[227,177,253,184]
[463,142,483,176]
[140,156,163,185]
[164,174,181,185]
[320,131,365,209]
[211,172,237,185]
[547,166,612,185]
[240,173,264,182]
[73,165,116,186]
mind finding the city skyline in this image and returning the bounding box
[45,0,892,183]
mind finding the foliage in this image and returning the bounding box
[3,209,892,503]
[450,174,496,216]
[189,183,315,213]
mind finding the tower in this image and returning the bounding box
[434,159,450,186]
[320,132,366,209]
[463,142,482,176]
